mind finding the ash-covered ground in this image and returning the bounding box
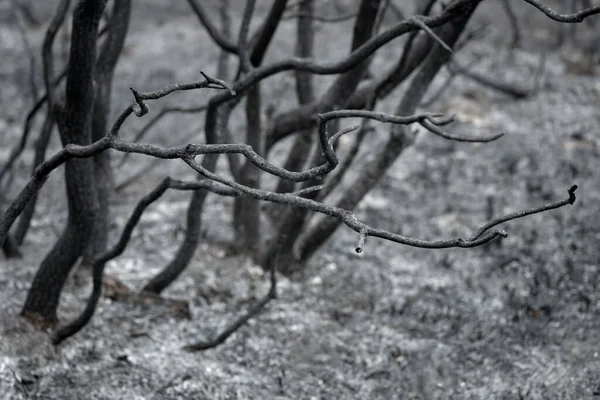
[1,1,599,399]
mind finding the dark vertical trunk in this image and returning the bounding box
[268,0,383,271]
[144,1,289,293]
[142,101,231,294]
[274,0,315,195]
[21,0,107,325]
[233,84,263,257]
[83,0,131,265]
[231,0,288,257]
[296,3,480,261]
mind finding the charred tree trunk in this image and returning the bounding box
[267,0,383,271]
[82,0,131,265]
[275,0,315,195]
[296,2,480,262]
[233,0,288,259]
[233,84,263,257]
[142,101,230,295]
[21,0,106,326]
[144,0,289,293]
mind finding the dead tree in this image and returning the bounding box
[20,0,107,326]
[0,0,596,345]
[15,0,131,326]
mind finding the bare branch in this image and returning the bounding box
[186,0,237,54]
[249,0,288,67]
[129,71,234,112]
[468,185,578,241]
[52,177,240,344]
[221,0,479,104]
[320,110,503,143]
[265,0,466,148]
[0,2,70,190]
[283,11,357,23]
[182,231,281,352]
[1,73,232,247]
[182,157,576,251]
[118,104,207,167]
[0,100,501,252]
[522,0,600,22]
[116,127,201,191]
[419,118,504,143]
[238,0,257,72]
[409,15,453,53]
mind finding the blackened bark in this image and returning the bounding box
[11,0,70,248]
[275,0,315,195]
[233,84,263,256]
[82,0,131,265]
[265,0,381,153]
[142,102,231,294]
[13,109,55,245]
[266,9,438,149]
[21,0,106,325]
[269,0,383,269]
[145,0,289,292]
[2,234,22,258]
[232,0,288,256]
[296,3,480,261]
[249,0,288,66]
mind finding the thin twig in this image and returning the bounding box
[522,0,600,22]
[118,104,207,166]
[183,230,281,352]
[182,157,576,250]
[283,11,357,23]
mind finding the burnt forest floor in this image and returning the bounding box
[1,1,600,399]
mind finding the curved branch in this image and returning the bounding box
[216,0,478,104]
[238,0,257,72]
[182,157,577,250]
[118,104,207,167]
[52,177,240,344]
[522,0,600,22]
[0,16,112,189]
[42,0,71,113]
[186,0,238,54]
[0,105,491,249]
[0,1,70,189]
[419,118,504,143]
[468,185,578,241]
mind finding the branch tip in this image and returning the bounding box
[129,87,149,117]
[200,71,235,96]
[568,184,578,204]
[356,230,367,254]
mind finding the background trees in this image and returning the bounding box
[0,0,599,396]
